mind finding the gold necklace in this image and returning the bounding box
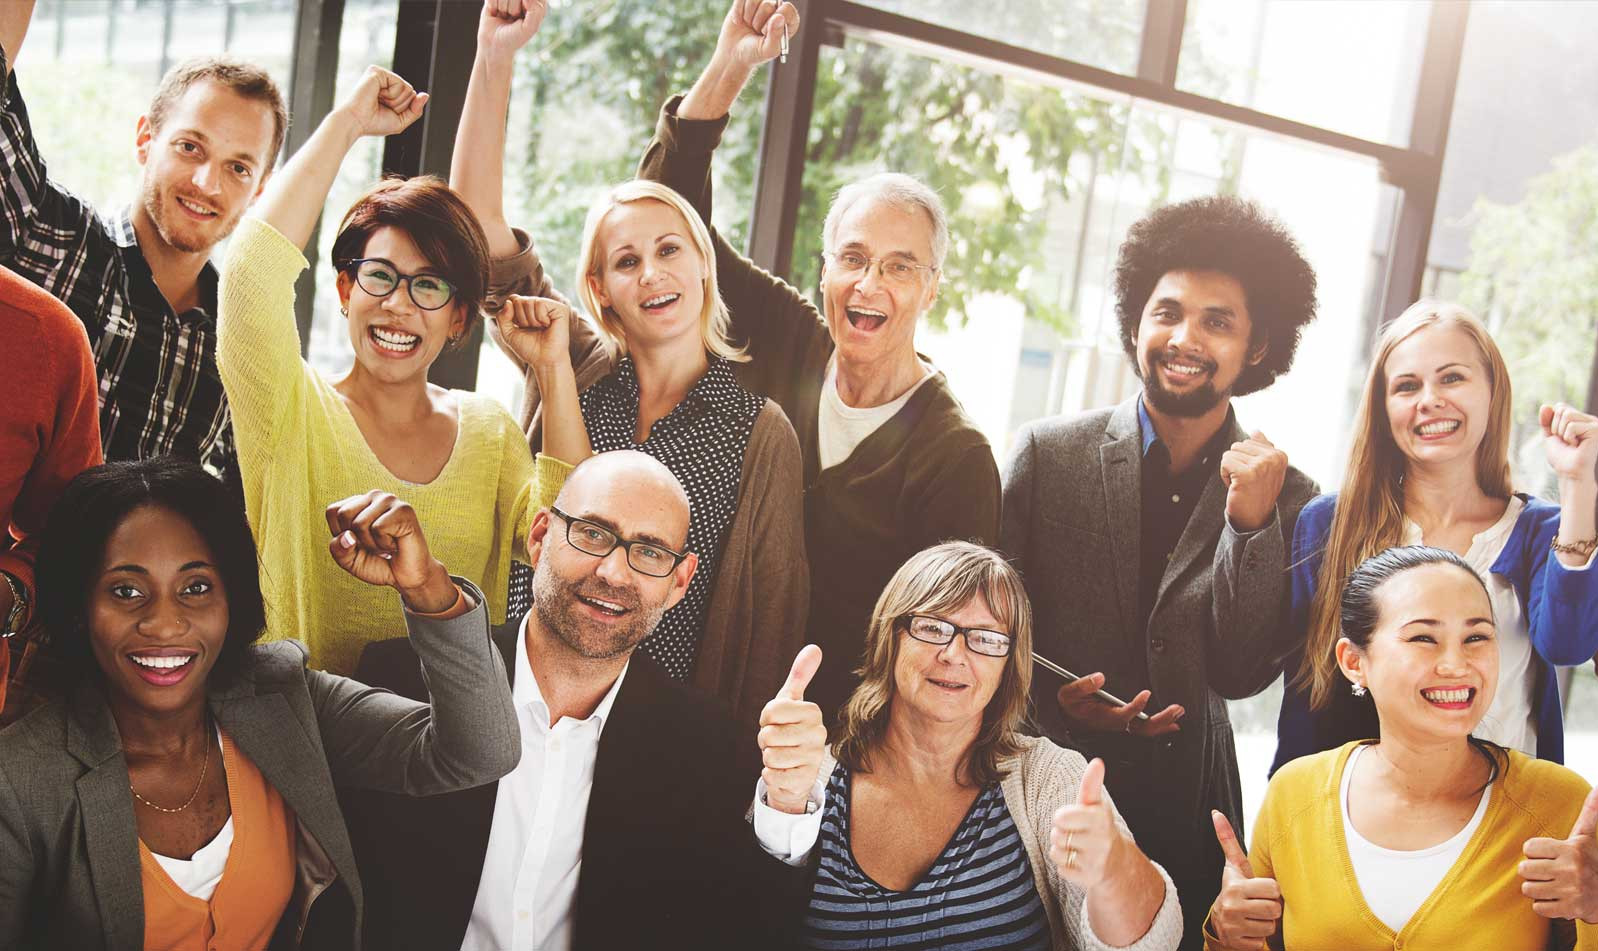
[129,726,211,814]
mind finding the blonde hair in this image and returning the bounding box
[833,542,1033,787]
[574,180,746,363]
[1298,299,1513,709]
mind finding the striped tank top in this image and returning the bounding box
[802,763,1050,949]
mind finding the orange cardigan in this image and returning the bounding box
[138,729,295,950]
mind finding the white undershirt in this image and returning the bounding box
[1341,744,1491,932]
[816,359,933,470]
[149,727,232,901]
[1402,497,1537,754]
[460,615,822,951]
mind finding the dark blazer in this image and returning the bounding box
[1000,398,1316,904]
[0,581,520,951]
[346,617,802,951]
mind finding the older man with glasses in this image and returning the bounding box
[630,0,1000,722]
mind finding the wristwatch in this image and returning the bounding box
[1,571,26,637]
[761,790,820,815]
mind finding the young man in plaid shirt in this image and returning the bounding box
[0,1,286,478]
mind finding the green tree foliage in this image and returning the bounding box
[1458,146,1598,492]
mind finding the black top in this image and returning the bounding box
[580,355,763,680]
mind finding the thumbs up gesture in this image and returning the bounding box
[1219,431,1288,533]
[1520,785,1598,923]
[1049,758,1138,891]
[1207,810,1282,949]
[758,645,826,815]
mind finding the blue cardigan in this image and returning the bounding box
[1271,492,1598,775]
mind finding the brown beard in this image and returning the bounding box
[530,563,668,660]
[139,179,241,256]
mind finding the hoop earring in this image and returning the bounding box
[1351,682,1367,698]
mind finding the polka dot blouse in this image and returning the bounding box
[576,355,762,680]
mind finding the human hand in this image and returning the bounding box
[325,491,455,612]
[1050,758,1138,892]
[1520,785,1598,923]
[1057,672,1183,737]
[1541,403,1598,487]
[711,0,800,71]
[495,295,571,372]
[478,0,546,63]
[1220,431,1287,533]
[1207,810,1281,949]
[758,644,826,814]
[337,65,428,139]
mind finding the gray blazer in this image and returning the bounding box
[0,579,520,951]
[1000,397,1317,863]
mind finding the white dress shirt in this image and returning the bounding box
[460,615,628,951]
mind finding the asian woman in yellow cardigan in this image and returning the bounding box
[1204,546,1598,950]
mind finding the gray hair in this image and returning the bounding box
[822,172,949,270]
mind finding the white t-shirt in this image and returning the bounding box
[1403,496,1537,755]
[816,360,933,470]
[149,727,232,901]
[1341,743,1491,932]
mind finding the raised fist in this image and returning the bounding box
[478,0,547,62]
[1541,402,1598,486]
[1220,431,1288,533]
[712,0,801,71]
[337,65,427,139]
[495,295,571,371]
[325,490,456,613]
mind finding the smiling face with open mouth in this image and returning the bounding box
[588,199,708,354]
[337,226,465,386]
[891,595,1009,730]
[135,79,277,256]
[820,197,940,369]
[88,505,230,719]
[1382,324,1493,473]
[1340,561,1498,744]
[1135,269,1261,419]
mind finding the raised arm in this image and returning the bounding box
[312,491,519,794]
[251,66,425,249]
[0,0,35,77]
[450,0,546,260]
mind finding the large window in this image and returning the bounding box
[23,0,296,210]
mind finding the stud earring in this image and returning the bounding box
[340,305,348,316]
[1351,682,1367,697]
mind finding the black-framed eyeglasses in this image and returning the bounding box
[343,257,456,311]
[897,614,1013,657]
[547,506,689,578]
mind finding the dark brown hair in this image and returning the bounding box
[148,57,289,164]
[330,176,492,346]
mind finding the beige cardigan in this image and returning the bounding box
[486,230,809,726]
[811,735,1183,951]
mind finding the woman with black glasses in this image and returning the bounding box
[216,64,588,674]
[758,542,1181,951]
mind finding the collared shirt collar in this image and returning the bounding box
[512,610,627,734]
[1135,392,1239,462]
[111,205,220,323]
[608,354,741,415]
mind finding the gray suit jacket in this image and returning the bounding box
[1000,396,1316,865]
[0,579,520,951]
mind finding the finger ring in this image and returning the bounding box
[1064,832,1076,868]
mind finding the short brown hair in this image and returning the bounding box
[833,542,1034,787]
[148,57,289,164]
[330,176,492,346]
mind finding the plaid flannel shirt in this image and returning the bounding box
[0,46,234,477]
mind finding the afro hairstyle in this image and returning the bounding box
[1113,195,1317,397]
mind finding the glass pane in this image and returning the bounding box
[793,34,1397,820]
[1424,1,1598,785]
[305,0,401,378]
[475,0,765,411]
[25,0,295,212]
[854,0,1145,75]
[1177,0,1430,146]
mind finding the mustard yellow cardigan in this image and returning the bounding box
[218,217,567,675]
[1206,741,1596,950]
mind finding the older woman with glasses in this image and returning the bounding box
[217,65,588,674]
[759,542,1181,950]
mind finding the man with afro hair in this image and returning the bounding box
[1000,194,1320,949]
